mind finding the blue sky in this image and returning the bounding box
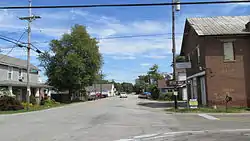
[0,0,249,83]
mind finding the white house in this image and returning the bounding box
[86,84,115,97]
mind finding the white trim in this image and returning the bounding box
[187,71,205,80]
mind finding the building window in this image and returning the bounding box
[196,45,200,63]
[8,66,13,80]
[223,42,235,61]
[19,69,22,77]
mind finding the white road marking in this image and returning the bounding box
[115,129,250,141]
[133,133,159,139]
[198,113,219,120]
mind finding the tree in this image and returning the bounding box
[147,64,164,84]
[114,82,123,92]
[121,82,133,93]
[39,24,102,94]
[175,55,186,62]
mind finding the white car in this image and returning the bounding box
[120,92,128,98]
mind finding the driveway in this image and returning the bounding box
[0,95,250,141]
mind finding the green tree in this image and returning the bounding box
[175,55,186,62]
[147,64,164,84]
[114,82,123,92]
[39,24,102,94]
[121,82,133,93]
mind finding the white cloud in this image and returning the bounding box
[144,55,168,59]
[111,55,136,60]
[140,63,151,67]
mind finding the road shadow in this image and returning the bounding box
[137,101,187,108]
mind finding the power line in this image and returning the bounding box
[0,1,249,9]
[0,36,25,48]
[0,30,29,60]
[0,46,17,60]
[31,33,183,44]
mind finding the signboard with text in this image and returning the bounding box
[176,62,191,69]
[189,99,198,109]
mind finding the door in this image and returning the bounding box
[200,76,207,105]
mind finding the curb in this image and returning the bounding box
[0,98,106,117]
[166,112,250,116]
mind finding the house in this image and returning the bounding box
[0,54,51,104]
[157,79,174,93]
[86,84,115,97]
[180,16,250,107]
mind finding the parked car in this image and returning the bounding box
[96,93,102,99]
[120,92,128,98]
[88,94,96,101]
[138,94,147,99]
[138,92,151,99]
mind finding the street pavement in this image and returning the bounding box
[0,95,250,141]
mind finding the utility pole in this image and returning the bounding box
[100,70,103,96]
[19,0,41,110]
[172,0,180,110]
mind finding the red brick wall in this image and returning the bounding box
[205,37,248,107]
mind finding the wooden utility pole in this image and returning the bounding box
[19,0,40,110]
[172,0,180,110]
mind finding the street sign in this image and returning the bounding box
[173,91,178,96]
[168,80,186,86]
[176,62,191,69]
[189,99,198,109]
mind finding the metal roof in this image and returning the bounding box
[187,16,250,36]
[0,54,38,70]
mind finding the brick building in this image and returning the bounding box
[180,16,250,107]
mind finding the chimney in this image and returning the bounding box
[246,22,250,32]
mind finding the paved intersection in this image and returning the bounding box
[0,95,250,141]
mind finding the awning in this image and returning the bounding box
[0,80,52,88]
[187,71,205,80]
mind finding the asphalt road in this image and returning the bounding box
[0,95,250,141]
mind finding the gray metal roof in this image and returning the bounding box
[187,16,250,36]
[0,54,38,70]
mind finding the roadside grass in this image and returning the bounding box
[0,103,65,114]
[165,107,250,113]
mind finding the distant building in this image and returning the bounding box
[85,84,115,97]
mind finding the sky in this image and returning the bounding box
[0,0,249,83]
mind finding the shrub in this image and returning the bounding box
[0,95,24,111]
[149,85,160,100]
[42,99,60,107]
[30,95,37,105]
[158,92,173,101]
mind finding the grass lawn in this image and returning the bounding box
[0,104,65,115]
[165,107,250,113]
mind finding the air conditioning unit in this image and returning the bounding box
[18,76,24,81]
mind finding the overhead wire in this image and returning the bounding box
[0,30,32,60]
[0,1,249,9]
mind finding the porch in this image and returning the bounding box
[0,80,52,104]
